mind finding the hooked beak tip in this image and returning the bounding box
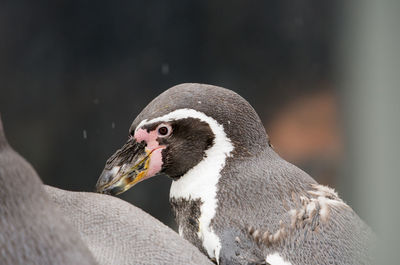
[96,169,119,194]
[97,169,113,186]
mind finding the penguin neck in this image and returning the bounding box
[169,117,234,262]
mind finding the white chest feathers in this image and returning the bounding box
[164,109,234,263]
[266,253,292,265]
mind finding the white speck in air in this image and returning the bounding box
[111,122,115,129]
[161,63,169,75]
[83,130,87,139]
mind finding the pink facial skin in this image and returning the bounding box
[134,128,165,178]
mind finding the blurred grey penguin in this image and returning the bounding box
[0,116,97,265]
[96,83,374,265]
[44,185,214,265]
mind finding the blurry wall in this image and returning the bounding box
[0,1,343,227]
[339,1,400,263]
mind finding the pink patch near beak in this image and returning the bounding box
[134,128,165,178]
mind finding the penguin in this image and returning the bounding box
[96,83,374,265]
[44,185,214,265]
[0,116,98,265]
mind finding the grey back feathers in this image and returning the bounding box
[0,117,97,265]
[45,185,214,265]
[215,149,375,264]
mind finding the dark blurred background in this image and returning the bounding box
[0,0,349,227]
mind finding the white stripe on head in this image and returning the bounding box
[266,253,292,265]
[136,108,234,262]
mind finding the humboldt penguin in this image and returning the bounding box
[0,116,97,265]
[96,83,374,265]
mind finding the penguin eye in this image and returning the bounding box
[156,124,172,137]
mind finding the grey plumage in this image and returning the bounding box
[214,146,374,264]
[44,185,214,265]
[0,117,97,265]
[98,83,375,264]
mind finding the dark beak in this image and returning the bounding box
[96,139,151,195]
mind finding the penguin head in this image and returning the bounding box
[96,83,269,195]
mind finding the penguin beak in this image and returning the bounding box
[96,139,151,195]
